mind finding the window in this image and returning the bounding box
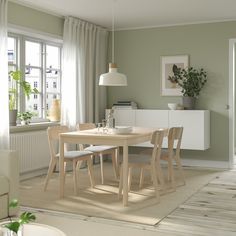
[7,33,62,119]
[34,81,38,88]
[53,81,57,88]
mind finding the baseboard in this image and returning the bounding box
[181,159,229,169]
[20,168,48,181]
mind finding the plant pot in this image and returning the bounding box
[20,120,30,125]
[9,110,17,126]
[182,96,196,110]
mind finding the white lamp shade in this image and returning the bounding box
[99,63,127,86]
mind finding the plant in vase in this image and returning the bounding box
[168,64,207,109]
[1,199,36,235]
[9,70,39,126]
[17,111,34,125]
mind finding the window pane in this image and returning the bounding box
[46,45,60,69]
[8,37,16,64]
[46,71,60,94]
[25,68,41,117]
[25,41,41,67]
[46,94,60,117]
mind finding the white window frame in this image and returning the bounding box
[8,29,62,121]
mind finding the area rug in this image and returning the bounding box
[19,163,223,226]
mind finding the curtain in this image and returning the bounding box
[0,0,9,149]
[61,16,108,129]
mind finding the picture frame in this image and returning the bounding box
[160,55,189,96]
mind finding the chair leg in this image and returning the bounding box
[175,156,185,185]
[167,158,176,191]
[44,158,57,191]
[118,165,123,199]
[156,160,165,190]
[128,167,132,192]
[72,160,78,195]
[87,156,95,188]
[76,160,83,189]
[151,163,160,202]
[63,162,67,185]
[111,150,118,180]
[139,168,145,188]
[99,153,104,184]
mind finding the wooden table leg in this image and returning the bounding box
[59,137,65,198]
[122,144,128,206]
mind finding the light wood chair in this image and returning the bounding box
[161,127,184,188]
[44,125,95,195]
[76,123,119,184]
[118,129,165,201]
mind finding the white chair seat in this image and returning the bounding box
[56,150,93,159]
[84,145,116,153]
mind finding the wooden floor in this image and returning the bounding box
[155,170,236,235]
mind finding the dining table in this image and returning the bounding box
[59,126,161,206]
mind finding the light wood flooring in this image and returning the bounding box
[19,168,236,236]
[155,169,236,235]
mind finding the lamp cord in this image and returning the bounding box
[112,0,115,63]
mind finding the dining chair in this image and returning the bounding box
[118,129,165,201]
[44,125,95,195]
[160,127,184,188]
[76,123,119,184]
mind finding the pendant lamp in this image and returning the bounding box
[99,1,127,86]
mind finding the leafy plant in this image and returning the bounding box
[9,70,39,110]
[3,199,36,234]
[168,64,207,97]
[17,111,34,122]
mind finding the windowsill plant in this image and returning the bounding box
[9,70,39,126]
[17,111,34,125]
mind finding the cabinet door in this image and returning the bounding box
[135,110,169,128]
[113,109,135,126]
[169,110,210,150]
[135,110,169,148]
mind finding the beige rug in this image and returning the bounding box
[19,163,223,226]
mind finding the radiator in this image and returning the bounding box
[10,131,50,174]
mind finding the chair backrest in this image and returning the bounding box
[151,129,165,164]
[76,123,96,150]
[77,123,96,131]
[47,125,69,158]
[167,127,183,157]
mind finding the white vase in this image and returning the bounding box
[0,225,23,236]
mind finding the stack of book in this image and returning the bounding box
[112,101,138,109]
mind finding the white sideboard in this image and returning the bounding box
[113,109,210,150]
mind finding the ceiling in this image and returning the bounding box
[12,0,236,30]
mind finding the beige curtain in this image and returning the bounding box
[0,0,9,148]
[61,16,108,128]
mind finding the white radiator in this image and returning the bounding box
[10,131,50,174]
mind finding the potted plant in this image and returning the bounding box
[168,64,207,109]
[17,111,34,125]
[0,199,36,235]
[9,70,39,126]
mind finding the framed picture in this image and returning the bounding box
[161,55,189,96]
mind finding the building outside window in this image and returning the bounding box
[7,33,62,120]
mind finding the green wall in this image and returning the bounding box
[108,22,236,162]
[7,1,234,163]
[8,2,64,37]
